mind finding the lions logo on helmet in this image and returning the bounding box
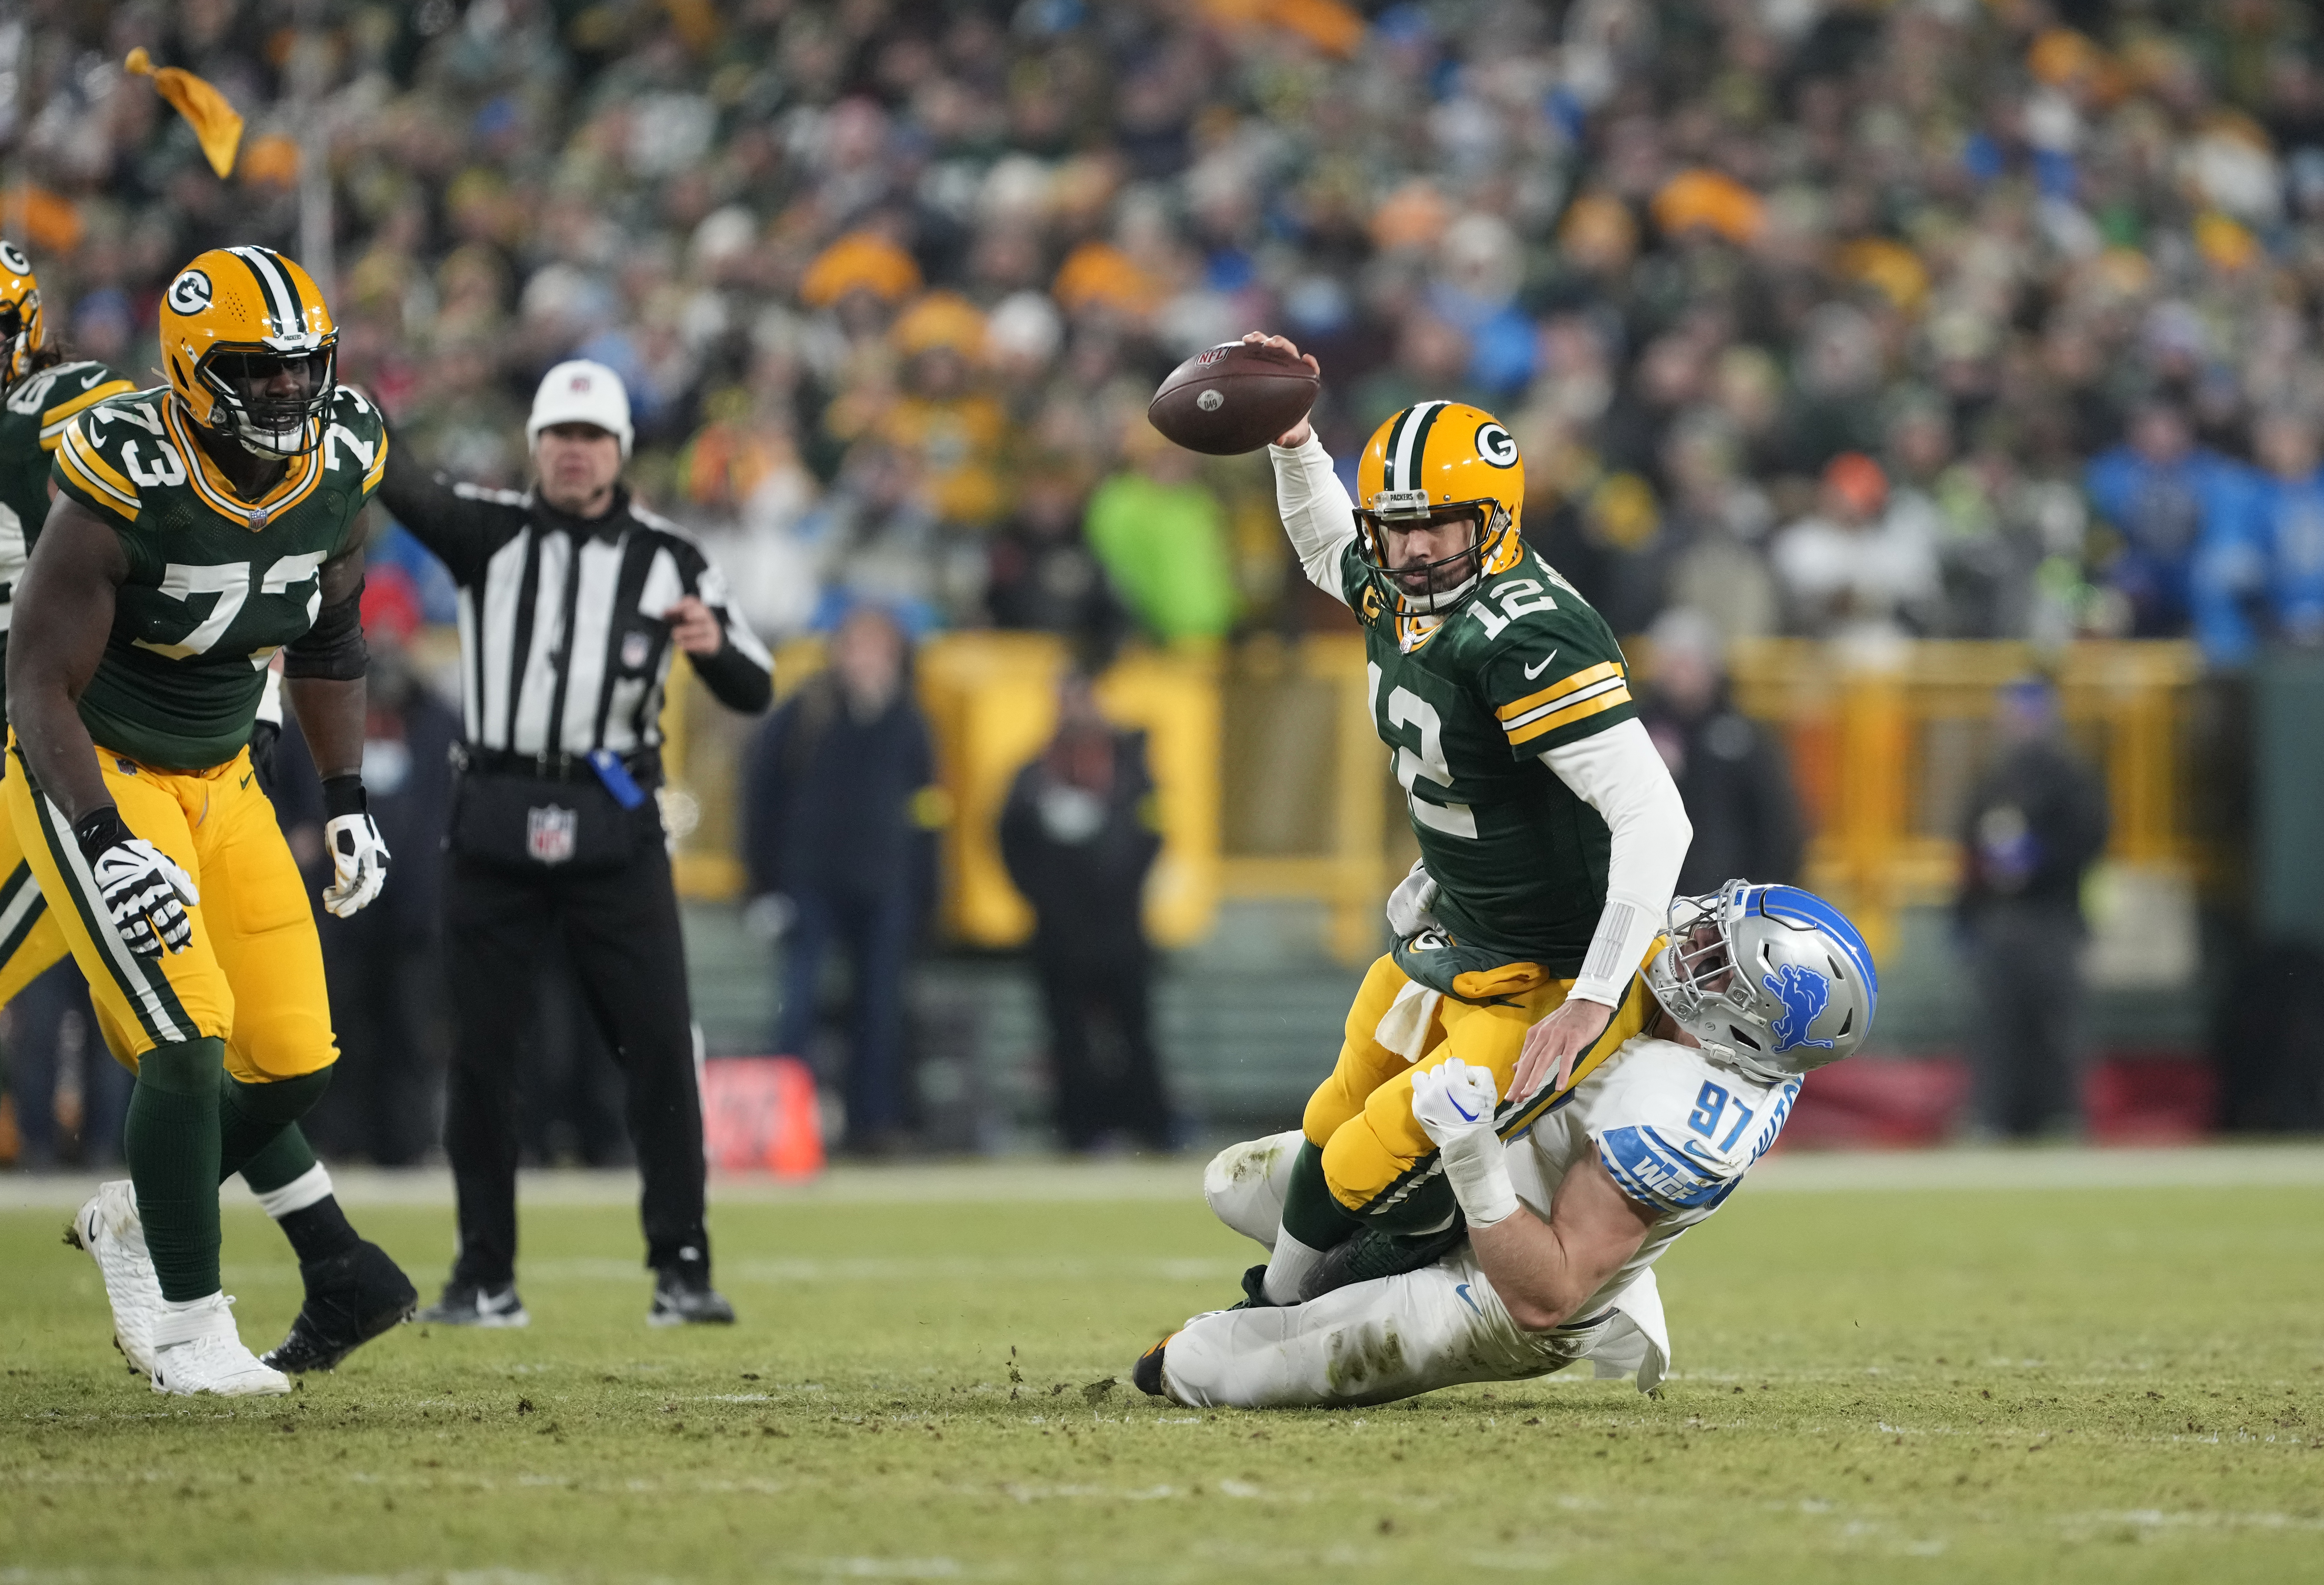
[158,245,338,460]
[0,237,46,387]
[1352,400,1526,618]
[1646,880,1878,1081]
[1763,963,1837,1052]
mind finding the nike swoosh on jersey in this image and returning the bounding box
[1522,649,1560,679]
[1454,1282,1482,1317]
[79,372,105,389]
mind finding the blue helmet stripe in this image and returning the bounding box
[1749,884,1879,1003]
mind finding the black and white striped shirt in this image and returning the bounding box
[378,446,773,758]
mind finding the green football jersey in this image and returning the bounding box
[0,359,134,726]
[1339,543,1639,973]
[47,383,388,770]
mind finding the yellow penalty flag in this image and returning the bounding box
[125,47,244,179]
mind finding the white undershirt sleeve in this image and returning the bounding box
[1269,434,1359,604]
[1539,716,1693,1007]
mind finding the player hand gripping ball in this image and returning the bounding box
[73,808,199,957]
[1410,1057,1500,1147]
[320,778,390,918]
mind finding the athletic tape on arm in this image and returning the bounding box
[1270,434,1358,602]
[1539,717,1692,1005]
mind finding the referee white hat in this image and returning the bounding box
[527,359,634,457]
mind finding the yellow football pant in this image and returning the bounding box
[3,738,336,1081]
[1303,951,1660,1217]
[0,816,70,1008]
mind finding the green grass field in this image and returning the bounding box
[2,1155,2321,1584]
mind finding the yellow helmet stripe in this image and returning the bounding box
[1388,399,1449,494]
[227,245,302,339]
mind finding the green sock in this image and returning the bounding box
[1278,1138,1363,1251]
[218,1069,334,1183]
[234,1117,320,1195]
[126,1039,226,1303]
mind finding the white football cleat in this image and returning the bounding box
[65,1180,163,1376]
[148,1293,291,1397]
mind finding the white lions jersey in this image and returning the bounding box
[1507,1035,1798,1323]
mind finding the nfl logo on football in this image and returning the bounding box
[527,804,577,865]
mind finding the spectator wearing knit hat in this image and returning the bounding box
[1772,453,1943,643]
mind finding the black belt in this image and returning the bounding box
[456,744,662,786]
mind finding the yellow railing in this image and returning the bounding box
[1725,638,2208,958]
[662,636,2213,969]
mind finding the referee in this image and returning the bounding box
[379,360,773,1328]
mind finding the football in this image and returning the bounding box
[1147,340,1320,455]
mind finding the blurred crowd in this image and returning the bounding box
[9,0,2324,1161]
[3,0,2323,668]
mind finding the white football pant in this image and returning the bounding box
[1159,1244,1613,1409]
[1173,1130,1666,1408]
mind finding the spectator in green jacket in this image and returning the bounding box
[1083,438,1237,645]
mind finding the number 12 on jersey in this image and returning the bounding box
[1369,662,1478,840]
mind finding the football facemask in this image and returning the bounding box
[1354,500,1498,612]
[196,345,336,455]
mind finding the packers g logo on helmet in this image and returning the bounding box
[166,269,214,315]
[159,245,338,460]
[0,237,45,387]
[1353,400,1527,615]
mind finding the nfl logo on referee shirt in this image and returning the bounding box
[527,804,578,865]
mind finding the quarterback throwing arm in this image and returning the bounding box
[1244,334,1690,1309]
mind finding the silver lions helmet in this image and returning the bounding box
[1644,879,1879,1082]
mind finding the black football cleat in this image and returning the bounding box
[1297,1221,1467,1303]
[648,1264,736,1327]
[1132,1333,1176,1398]
[416,1279,530,1328]
[1226,1262,1275,1310]
[261,1240,420,1373]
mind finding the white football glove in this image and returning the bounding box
[1410,1057,1500,1145]
[1384,857,1440,940]
[76,810,199,957]
[322,812,391,918]
[1410,1058,1519,1228]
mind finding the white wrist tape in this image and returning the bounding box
[1437,1127,1519,1228]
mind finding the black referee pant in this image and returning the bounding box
[442,808,708,1287]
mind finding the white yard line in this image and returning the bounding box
[3,1143,2323,1213]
